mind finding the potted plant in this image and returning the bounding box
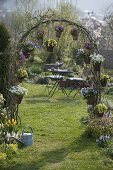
[100,74,109,87]
[22,42,35,58]
[94,103,107,117]
[70,27,79,40]
[90,53,105,71]
[55,25,64,38]
[36,30,44,46]
[75,48,85,65]
[84,42,94,64]
[45,39,57,52]
[17,68,28,83]
[81,87,97,105]
[9,85,28,104]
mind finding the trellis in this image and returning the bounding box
[17,18,107,117]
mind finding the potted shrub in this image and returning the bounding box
[17,68,28,83]
[94,103,107,117]
[55,25,64,38]
[100,74,109,87]
[36,30,44,46]
[9,85,28,104]
[45,39,57,52]
[90,53,105,72]
[81,87,97,105]
[70,27,79,40]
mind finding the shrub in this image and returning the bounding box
[17,68,28,78]
[0,22,10,52]
[94,103,107,117]
[85,117,113,138]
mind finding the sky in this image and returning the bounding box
[74,0,113,14]
[1,0,113,16]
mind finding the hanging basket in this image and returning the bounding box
[86,97,95,105]
[37,38,43,46]
[11,94,23,105]
[18,77,24,83]
[100,80,107,87]
[55,31,62,38]
[71,33,78,40]
[46,45,54,52]
[84,56,91,64]
[85,48,94,55]
[93,63,101,72]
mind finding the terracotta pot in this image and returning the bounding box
[11,94,23,104]
[93,63,101,72]
[56,31,62,38]
[84,56,91,64]
[85,48,94,55]
[100,80,107,87]
[86,98,95,105]
[96,112,104,117]
[46,45,54,52]
[71,34,78,40]
[18,77,24,83]
[37,38,43,46]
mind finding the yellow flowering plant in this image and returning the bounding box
[45,38,57,47]
[17,68,28,79]
[5,118,17,132]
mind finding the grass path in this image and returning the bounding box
[4,83,113,170]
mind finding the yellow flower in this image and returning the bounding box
[8,119,11,124]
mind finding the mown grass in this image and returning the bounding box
[2,83,113,170]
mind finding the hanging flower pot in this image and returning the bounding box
[84,42,94,55]
[86,97,95,105]
[93,63,101,72]
[94,103,107,117]
[55,31,62,38]
[45,39,57,53]
[84,55,91,64]
[70,27,79,40]
[72,34,78,40]
[36,30,44,46]
[9,85,28,105]
[18,77,24,83]
[37,38,43,46]
[46,45,54,52]
[55,26,64,38]
[11,94,23,104]
[17,69,28,83]
[100,74,109,87]
[100,80,107,87]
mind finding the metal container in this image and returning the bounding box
[20,125,33,146]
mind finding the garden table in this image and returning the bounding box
[64,77,88,98]
[47,68,72,97]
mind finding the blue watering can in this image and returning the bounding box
[20,125,33,146]
[11,125,33,146]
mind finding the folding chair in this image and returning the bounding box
[43,63,63,96]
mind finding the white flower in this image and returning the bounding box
[90,53,105,64]
[9,85,28,96]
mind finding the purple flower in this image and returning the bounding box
[70,28,78,34]
[84,42,92,49]
[19,52,26,63]
[37,30,44,39]
[55,26,64,32]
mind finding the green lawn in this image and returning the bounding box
[3,83,113,170]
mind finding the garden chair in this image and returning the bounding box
[43,63,63,96]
